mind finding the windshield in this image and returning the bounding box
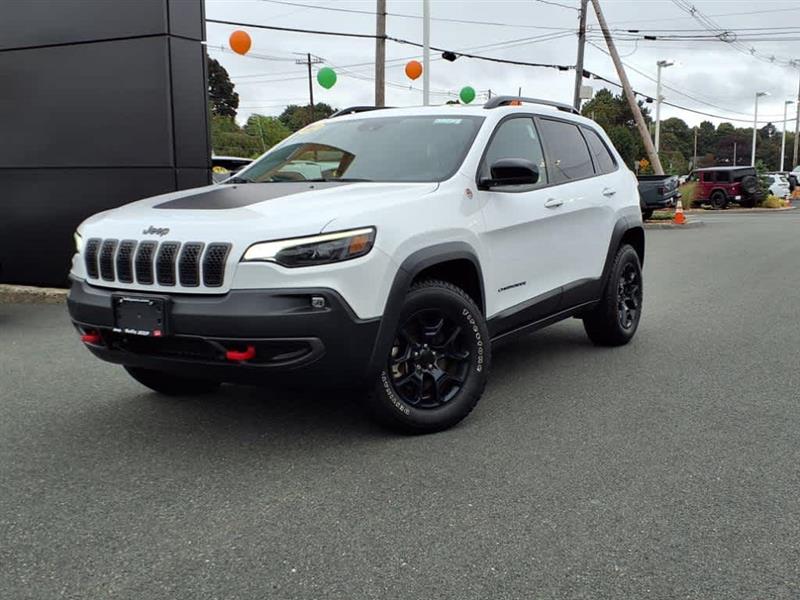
[234,115,485,184]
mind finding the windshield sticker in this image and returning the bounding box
[433,118,464,124]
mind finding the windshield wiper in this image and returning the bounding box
[303,177,373,183]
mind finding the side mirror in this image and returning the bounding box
[480,158,539,189]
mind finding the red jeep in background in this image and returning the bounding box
[691,166,760,209]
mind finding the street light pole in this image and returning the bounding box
[781,100,794,171]
[752,91,769,167]
[655,59,674,155]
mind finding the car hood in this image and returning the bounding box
[79,181,439,242]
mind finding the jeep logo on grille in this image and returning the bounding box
[142,226,170,236]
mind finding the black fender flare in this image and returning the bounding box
[599,217,645,293]
[365,242,485,381]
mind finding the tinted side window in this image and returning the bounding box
[582,127,616,174]
[716,171,731,182]
[538,118,594,183]
[480,117,547,186]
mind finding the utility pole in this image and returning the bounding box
[693,127,697,169]
[733,141,737,165]
[295,53,323,124]
[572,0,589,111]
[781,100,793,171]
[793,67,800,168]
[422,0,430,105]
[590,0,663,174]
[375,0,386,106]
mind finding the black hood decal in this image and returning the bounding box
[154,181,354,210]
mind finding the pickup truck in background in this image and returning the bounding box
[637,174,681,220]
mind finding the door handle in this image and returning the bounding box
[544,197,564,208]
[603,188,617,197]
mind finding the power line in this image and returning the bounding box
[532,0,580,11]
[255,0,577,30]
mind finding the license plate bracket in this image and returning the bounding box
[112,295,169,337]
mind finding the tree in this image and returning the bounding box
[279,103,336,132]
[244,115,291,152]
[209,115,260,157]
[208,57,239,118]
[582,90,652,168]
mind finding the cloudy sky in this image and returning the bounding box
[204,0,800,129]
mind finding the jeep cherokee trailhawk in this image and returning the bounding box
[68,97,645,433]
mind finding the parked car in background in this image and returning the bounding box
[691,166,760,209]
[766,173,791,199]
[637,174,680,219]
[788,166,800,190]
[212,156,253,183]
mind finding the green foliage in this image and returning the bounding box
[279,103,336,132]
[207,57,239,118]
[209,115,261,158]
[244,115,292,152]
[679,181,698,207]
[582,90,796,172]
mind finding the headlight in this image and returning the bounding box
[242,227,376,267]
[74,231,84,252]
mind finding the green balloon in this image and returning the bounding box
[317,67,337,89]
[459,86,476,104]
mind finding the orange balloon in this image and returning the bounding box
[229,30,252,55]
[405,60,423,81]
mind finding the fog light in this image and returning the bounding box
[311,296,326,309]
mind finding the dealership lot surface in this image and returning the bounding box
[3,211,800,599]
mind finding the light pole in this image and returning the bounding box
[654,59,675,155]
[752,91,769,167]
[781,99,794,171]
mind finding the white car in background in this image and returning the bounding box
[767,173,791,199]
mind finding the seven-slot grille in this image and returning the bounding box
[84,239,231,288]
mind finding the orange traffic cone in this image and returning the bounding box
[673,199,686,225]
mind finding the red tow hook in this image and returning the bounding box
[80,330,102,345]
[225,345,256,362]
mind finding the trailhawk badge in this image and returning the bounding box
[142,226,170,236]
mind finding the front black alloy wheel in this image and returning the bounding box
[367,280,490,433]
[583,244,643,346]
[389,309,471,409]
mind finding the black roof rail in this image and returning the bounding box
[328,106,392,118]
[484,96,579,115]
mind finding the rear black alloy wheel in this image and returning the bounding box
[583,244,643,346]
[617,262,642,330]
[367,280,490,433]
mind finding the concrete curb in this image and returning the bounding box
[0,284,68,304]
[644,219,705,230]
[689,206,796,213]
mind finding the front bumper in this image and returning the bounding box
[67,278,381,385]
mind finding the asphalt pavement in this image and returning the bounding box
[3,211,800,599]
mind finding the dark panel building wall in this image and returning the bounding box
[0,0,210,286]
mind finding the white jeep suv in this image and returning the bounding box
[68,97,644,433]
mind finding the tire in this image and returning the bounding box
[709,190,727,210]
[366,280,490,433]
[124,366,221,396]
[740,175,758,195]
[641,208,654,220]
[583,244,643,347]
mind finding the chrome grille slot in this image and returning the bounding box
[84,238,101,279]
[178,242,204,287]
[203,243,231,288]
[115,240,137,284]
[99,240,118,281]
[156,242,181,286]
[135,241,157,285]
